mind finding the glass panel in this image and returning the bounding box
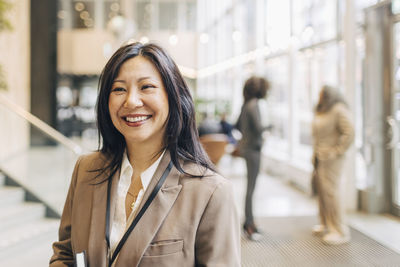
[292,51,311,159]
[137,1,153,31]
[265,0,290,50]
[245,0,256,50]
[159,2,178,30]
[264,57,290,154]
[185,2,197,31]
[392,22,400,207]
[355,0,379,23]
[355,32,368,190]
[104,0,122,28]
[292,43,339,160]
[292,0,337,45]
[56,76,98,141]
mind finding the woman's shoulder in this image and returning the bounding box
[245,98,258,109]
[332,102,348,111]
[77,151,109,169]
[180,161,231,191]
[68,151,112,185]
[72,151,112,182]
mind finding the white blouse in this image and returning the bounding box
[109,151,165,255]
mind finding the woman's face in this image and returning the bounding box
[108,56,169,147]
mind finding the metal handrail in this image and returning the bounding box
[0,94,83,155]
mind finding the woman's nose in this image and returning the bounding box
[124,91,143,108]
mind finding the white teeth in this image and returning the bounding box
[125,116,149,123]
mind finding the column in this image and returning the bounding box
[343,0,357,212]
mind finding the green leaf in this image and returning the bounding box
[0,0,13,32]
[0,65,7,91]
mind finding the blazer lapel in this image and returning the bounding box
[114,151,182,267]
[88,169,120,267]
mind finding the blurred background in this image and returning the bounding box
[1,0,400,266]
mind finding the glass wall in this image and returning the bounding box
[196,0,371,176]
[55,0,388,192]
[264,56,290,156]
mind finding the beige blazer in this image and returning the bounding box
[50,151,241,267]
[312,103,354,162]
[311,103,354,233]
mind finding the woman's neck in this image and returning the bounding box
[125,140,164,174]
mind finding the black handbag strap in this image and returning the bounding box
[106,161,172,267]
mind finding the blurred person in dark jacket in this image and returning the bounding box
[198,112,223,137]
[311,85,354,245]
[220,113,237,145]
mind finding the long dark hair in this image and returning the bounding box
[96,42,213,181]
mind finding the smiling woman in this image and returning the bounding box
[50,42,241,267]
[108,56,170,157]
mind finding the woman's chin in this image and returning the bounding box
[124,135,163,148]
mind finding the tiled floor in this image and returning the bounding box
[219,155,317,218]
[348,212,400,253]
[217,155,400,254]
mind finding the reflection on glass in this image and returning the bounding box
[159,2,178,30]
[264,57,289,154]
[354,33,368,190]
[265,0,290,50]
[292,0,336,45]
[137,2,153,31]
[104,0,122,28]
[185,2,197,31]
[292,42,339,162]
[392,22,400,206]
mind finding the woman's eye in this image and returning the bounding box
[142,84,155,90]
[111,87,126,92]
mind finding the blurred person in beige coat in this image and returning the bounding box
[50,42,240,267]
[311,85,354,245]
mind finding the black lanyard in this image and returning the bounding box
[105,161,173,267]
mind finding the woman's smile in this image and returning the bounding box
[122,114,153,126]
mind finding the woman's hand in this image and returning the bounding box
[316,146,338,161]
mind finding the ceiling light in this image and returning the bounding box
[127,38,136,44]
[140,36,149,44]
[110,3,120,12]
[169,34,179,46]
[80,11,90,20]
[75,2,85,12]
[302,25,314,42]
[200,33,209,44]
[84,18,93,27]
[57,10,66,20]
[232,31,242,42]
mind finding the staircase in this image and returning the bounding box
[0,172,60,267]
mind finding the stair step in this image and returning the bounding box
[0,186,25,207]
[0,233,57,267]
[0,202,45,231]
[0,219,59,260]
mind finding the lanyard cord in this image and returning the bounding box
[105,161,173,267]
